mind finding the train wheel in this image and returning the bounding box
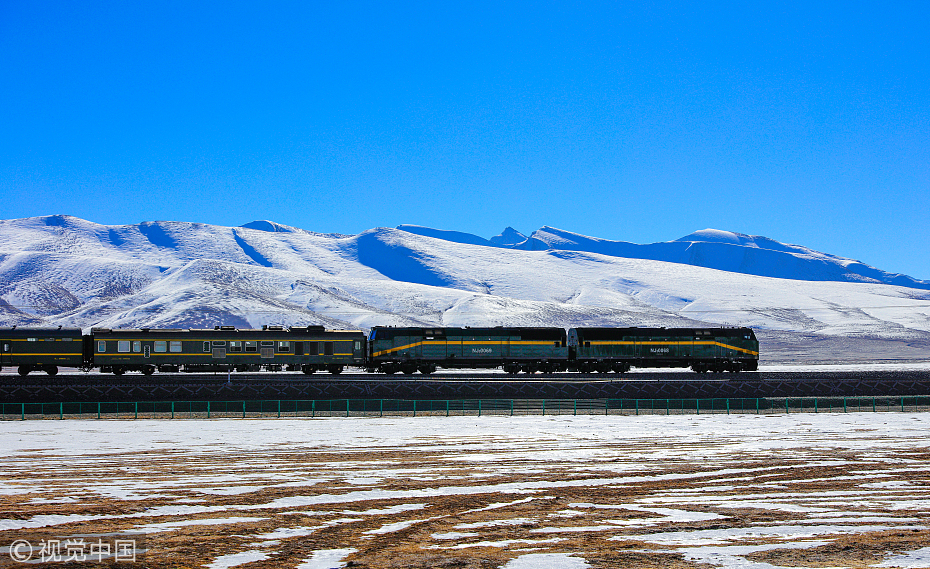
[418,365,435,375]
[44,366,58,376]
[302,365,315,375]
[18,366,30,377]
[401,364,417,375]
[112,367,125,376]
[142,365,155,376]
[328,365,343,375]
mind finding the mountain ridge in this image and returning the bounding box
[396,224,929,290]
[1,215,929,357]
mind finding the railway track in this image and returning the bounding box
[3,369,930,384]
[3,369,930,404]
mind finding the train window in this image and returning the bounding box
[355,341,361,351]
[245,341,257,352]
[47,338,56,342]
[261,341,274,346]
[324,342,334,356]
[62,337,72,342]
[118,341,130,353]
[169,341,182,353]
[212,340,226,346]
[98,341,106,352]
[278,341,290,352]
[308,342,319,356]
[154,341,167,352]
[229,341,242,352]
[27,337,37,342]
[133,341,141,353]
[203,341,210,353]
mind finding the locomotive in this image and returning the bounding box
[0,324,758,376]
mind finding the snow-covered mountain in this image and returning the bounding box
[2,215,929,361]
[397,225,930,290]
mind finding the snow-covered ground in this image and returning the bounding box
[2,414,930,568]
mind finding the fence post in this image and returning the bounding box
[207,401,210,419]
[511,400,514,417]
[726,399,730,415]
[278,400,281,418]
[479,400,482,417]
[542,400,545,416]
[902,397,905,412]
[312,400,315,418]
[346,399,350,418]
[844,398,847,413]
[696,399,699,415]
[635,399,639,416]
[815,398,818,413]
[785,399,789,414]
[171,401,174,419]
[60,402,63,420]
[756,398,759,414]
[97,402,101,420]
[574,400,577,416]
[413,400,416,418]
[243,401,246,419]
[667,399,670,416]
[873,397,876,412]
[22,403,25,421]
[135,401,138,420]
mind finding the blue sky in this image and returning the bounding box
[2,1,928,279]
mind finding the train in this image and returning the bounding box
[0,324,758,376]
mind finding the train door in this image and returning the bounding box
[144,345,151,359]
[0,340,11,365]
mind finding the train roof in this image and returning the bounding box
[370,326,566,340]
[90,327,364,337]
[571,327,756,340]
[0,327,83,338]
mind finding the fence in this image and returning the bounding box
[4,397,930,420]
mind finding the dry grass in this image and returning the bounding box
[1,416,929,568]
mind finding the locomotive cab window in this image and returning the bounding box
[229,341,242,352]
[154,341,167,353]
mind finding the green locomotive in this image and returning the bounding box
[569,327,759,373]
[367,326,568,374]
